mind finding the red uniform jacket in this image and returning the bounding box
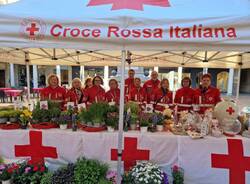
[153,88,173,113]
[105,88,120,105]
[125,78,135,96]
[128,87,147,110]
[194,86,221,114]
[143,79,160,103]
[40,86,66,101]
[85,85,106,104]
[65,88,87,105]
[174,87,195,112]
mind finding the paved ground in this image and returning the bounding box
[0,94,249,111]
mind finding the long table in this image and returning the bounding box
[0,129,249,184]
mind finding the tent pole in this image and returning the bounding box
[236,55,243,104]
[25,52,31,109]
[117,50,126,184]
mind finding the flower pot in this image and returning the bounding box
[140,126,148,133]
[0,118,8,124]
[93,123,101,127]
[156,125,164,132]
[9,117,18,123]
[107,126,115,132]
[130,124,137,131]
[59,124,68,130]
[2,179,11,184]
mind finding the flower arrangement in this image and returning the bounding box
[58,111,72,125]
[140,113,151,127]
[51,163,75,184]
[106,105,119,129]
[0,163,19,182]
[127,162,165,184]
[163,108,173,120]
[19,109,32,128]
[12,160,47,184]
[172,165,184,184]
[105,170,117,184]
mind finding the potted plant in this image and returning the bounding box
[140,113,151,133]
[19,109,32,129]
[156,120,164,132]
[0,111,8,124]
[58,111,71,130]
[78,109,91,125]
[32,108,51,124]
[0,164,13,184]
[51,163,75,184]
[8,110,21,123]
[130,113,138,130]
[49,107,61,124]
[74,157,109,184]
[105,105,119,132]
[88,102,110,127]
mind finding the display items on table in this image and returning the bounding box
[105,105,119,132]
[150,112,165,132]
[0,108,22,130]
[58,111,72,130]
[139,112,151,133]
[162,108,174,132]
[130,113,139,131]
[31,101,60,129]
[19,109,32,129]
[0,163,18,184]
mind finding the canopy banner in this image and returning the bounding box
[0,0,250,50]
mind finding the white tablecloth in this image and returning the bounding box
[0,129,249,184]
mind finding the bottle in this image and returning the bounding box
[72,114,77,132]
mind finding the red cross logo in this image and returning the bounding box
[26,23,39,36]
[87,0,170,11]
[20,18,46,40]
[15,131,58,164]
[226,107,235,115]
[211,139,250,184]
[111,137,150,171]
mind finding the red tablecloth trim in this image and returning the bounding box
[32,122,59,129]
[79,124,107,132]
[0,123,21,130]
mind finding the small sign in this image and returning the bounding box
[144,104,153,113]
[78,103,86,111]
[40,101,48,110]
[67,102,75,110]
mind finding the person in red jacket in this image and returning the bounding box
[143,71,160,103]
[194,73,221,114]
[40,74,66,103]
[125,69,136,96]
[174,77,195,112]
[84,77,93,89]
[129,78,146,110]
[85,76,106,104]
[65,78,87,106]
[105,79,120,105]
[153,78,173,113]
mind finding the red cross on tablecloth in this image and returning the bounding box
[226,107,235,115]
[111,137,150,171]
[87,0,170,10]
[15,131,58,164]
[26,23,39,36]
[211,139,250,184]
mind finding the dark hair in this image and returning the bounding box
[181,77,192,87]
[202,73,212,80]
[92,76,103,85]
[134,77,141,82]
[128,69,135,73]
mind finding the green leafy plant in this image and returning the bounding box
[74,157,109,184]
[125,102,140,115]
[51,163,75,184]
[88,102,110,125]
[0,111,8,118]
[0,163,16,181]
[49,107,61,123]
[130,113,138,125]
[40,172,52,184]
[8,110,21,118]
[78,109,91,124]
[140,113,152,127]
[32,108,51,123]
[105,105,119,128]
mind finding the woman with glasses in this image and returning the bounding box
[85,76,106,104]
